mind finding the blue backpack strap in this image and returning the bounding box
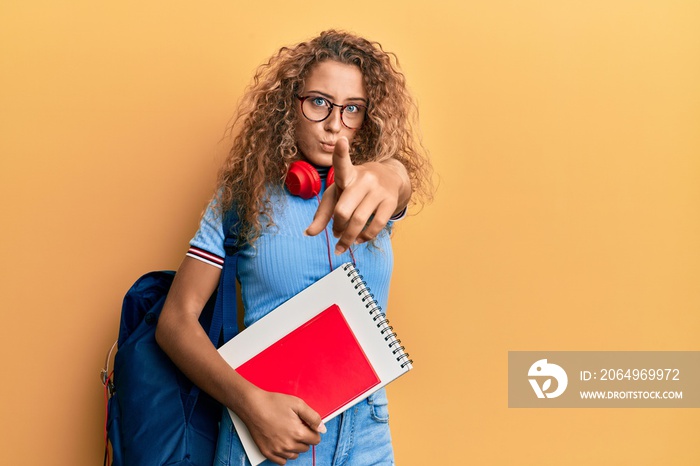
[207,208,241,347]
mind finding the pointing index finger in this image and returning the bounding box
[332,137,355,189]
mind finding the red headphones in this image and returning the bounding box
[285,160,335,199]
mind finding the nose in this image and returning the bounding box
[323,106,343,133]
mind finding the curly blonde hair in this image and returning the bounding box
[217,30,433,243]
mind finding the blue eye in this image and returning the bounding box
[311,97,327,107]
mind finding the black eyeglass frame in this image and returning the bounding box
[294,94,368,130]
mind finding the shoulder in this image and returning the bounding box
[188,197,227,266]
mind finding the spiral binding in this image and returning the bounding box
[343,263,413,369]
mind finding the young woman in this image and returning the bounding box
[156,30,432,465]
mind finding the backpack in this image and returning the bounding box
[102,214,241,466]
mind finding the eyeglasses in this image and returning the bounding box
[295,94,367,130]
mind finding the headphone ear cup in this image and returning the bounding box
[327,167,335,187]
[285,160,322,199]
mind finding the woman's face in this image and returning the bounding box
[295,60,367,167]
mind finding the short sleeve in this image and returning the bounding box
[389,206,408,221]
[187,198,225,268]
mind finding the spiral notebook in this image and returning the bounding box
[217,262,412,465]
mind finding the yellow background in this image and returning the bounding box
[1,1,699,464]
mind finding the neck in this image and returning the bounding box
[304,160,331,179]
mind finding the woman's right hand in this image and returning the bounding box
[238,389,326,465]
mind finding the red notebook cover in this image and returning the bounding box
[234,304,381,418]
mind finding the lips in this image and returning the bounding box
[320,141,336,153]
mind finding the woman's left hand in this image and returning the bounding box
[305,137,411,254]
